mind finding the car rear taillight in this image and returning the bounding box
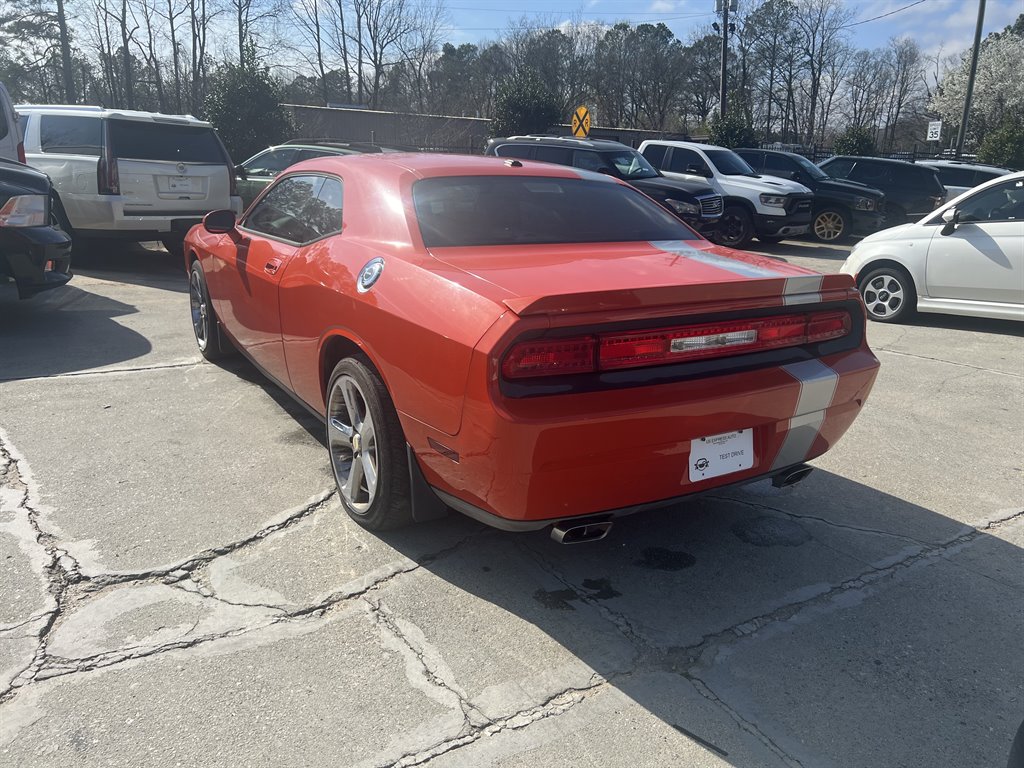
[502,337,596,379]
[97,122,119,195]
[502,310,852,379]
[16,141,25,164]
[228,163,238,197]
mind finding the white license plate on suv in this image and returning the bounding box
[689,429,754,482]
[168,176,193,191]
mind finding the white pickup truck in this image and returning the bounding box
[639,139,814,248]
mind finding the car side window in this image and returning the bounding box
[957,179,1024,222]
[243,174,326,243]
[642,144,667,167]
[850,161,893,186]
[40,115,102,156]
[667,148,709,175]
[244,149,299,177]
[307,177,343,238]
[572,150,606,172]
[534,146,571,165]
[822,158,854,178]
[935,166,975,188]
[494,144,534,160]
[764,154,796,177]
[738,151,764,172]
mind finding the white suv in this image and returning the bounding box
[639,139,814,248]
[17,105,242,252]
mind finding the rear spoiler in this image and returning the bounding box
[503,274,857,317]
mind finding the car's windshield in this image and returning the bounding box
[599,150,660,180]
[704,149,757,177]
[794,154,828,180]
[413,175,697,247]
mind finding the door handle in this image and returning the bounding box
[264,259,282,275]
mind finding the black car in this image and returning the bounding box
[817,155,946,226]
[736,148,886,242]
[484,136,723,236]
[0,158,72,299]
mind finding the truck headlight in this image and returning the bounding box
[0,194,48,227]
[854,197,875,211]
[759,193,787,207]
[666,198,700,217]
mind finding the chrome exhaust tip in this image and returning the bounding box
[550,519,613,544]
[772,464,814,488]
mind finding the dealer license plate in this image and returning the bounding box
[168,176,193,191]
[689,429,754,482]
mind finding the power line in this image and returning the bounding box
[843,0,930,28]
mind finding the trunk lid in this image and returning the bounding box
[428,238,852,317]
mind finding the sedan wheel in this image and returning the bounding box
[812,208,849,242]
[326,356,413,530]
[860,267,916,323]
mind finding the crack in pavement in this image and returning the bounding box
[0,360,202,384]
[379,676,608,768]
[873,347,1024,378]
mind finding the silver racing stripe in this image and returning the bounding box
[771,359,839,470]
[783,275,823,305]
[650,240,786,279]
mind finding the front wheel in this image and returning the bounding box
[859,266,916,323]
[326,356,413,531]
[812,208,850,242]
[714,205,754,248]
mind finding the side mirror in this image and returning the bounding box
[686,164,711,177]
[203,209,237,234]
[234,164,248,180]
[940,207,959,236]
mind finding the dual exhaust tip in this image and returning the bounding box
[548,464,814,544]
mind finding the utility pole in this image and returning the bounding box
[715,0,734,118]
[955,0,986,158]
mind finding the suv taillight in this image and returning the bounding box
[502,311,852,379]
[228,163,238,197]
[97,122,119,195]
[16,141,25,164]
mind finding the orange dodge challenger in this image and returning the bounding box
[184,153,878,542]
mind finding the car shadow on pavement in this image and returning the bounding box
[72,241,187,294]
[751,239,853,261]
[376,471,1022,767]
[0,285,152,381]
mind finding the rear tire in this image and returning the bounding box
[189,261,233,360]
[326,356,414,531]
[859,266,916,323]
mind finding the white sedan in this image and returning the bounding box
[841,170,1024,323]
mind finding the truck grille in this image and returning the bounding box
[698,195,724,218]
[786,195,813,214]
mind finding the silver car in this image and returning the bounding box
[841,171,1024,323]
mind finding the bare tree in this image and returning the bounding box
[792,0,852,145]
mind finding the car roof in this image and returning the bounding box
[491,135,634,151]
[917,159,1012,173]
[15,104,211,127]
[283,151,620,184]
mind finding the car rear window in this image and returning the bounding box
[40,115,102,156]
[413,175,697,248]
[108,120,226,163]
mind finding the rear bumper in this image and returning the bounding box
[410,347,879,526]
[0,225,73,299]
[66,195,244,236]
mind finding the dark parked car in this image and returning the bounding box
[485,136,723,236]
[236,140,394,209]
[0,158,71,299]
[817,156,945,225]
[736,148,886,242]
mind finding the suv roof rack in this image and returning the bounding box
[283,138,386,153]
[505,134,629,148]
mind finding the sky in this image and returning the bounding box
[440,0,1022,58]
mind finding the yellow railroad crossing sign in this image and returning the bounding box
[571,105,591,138]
